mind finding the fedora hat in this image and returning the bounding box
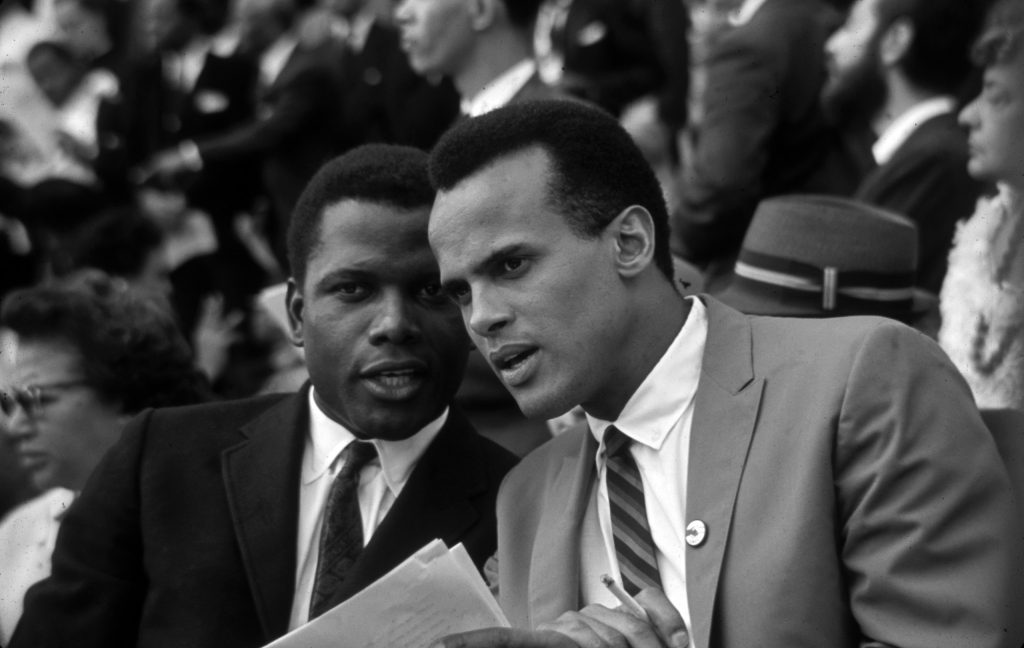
[712,194,936,320]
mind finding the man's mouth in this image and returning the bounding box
[489,345,539,388]
[360,362,428,401]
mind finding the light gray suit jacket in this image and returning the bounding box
[496,297,1024,647]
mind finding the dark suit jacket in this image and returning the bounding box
[10,388,517,647]
[554,0,689,127]
[197,42,343,235]
[336,21,459,153]
[855,112,984,293]
[495,296,1024,647]
[672,0,852,274]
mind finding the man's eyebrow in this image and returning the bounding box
[312,268,368,291]
[440,244,525,292]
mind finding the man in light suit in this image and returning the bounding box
[9,145,517,647]
[427,100,1024,647]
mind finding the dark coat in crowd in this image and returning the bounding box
[854,112,985,293]
[10,388,517,647]
[336,21,459,153]
[671,0,853,280]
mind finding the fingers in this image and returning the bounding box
[571,606,662,648]
[633,589,688,648]
[432,627,580,648]
[539,610,628,648]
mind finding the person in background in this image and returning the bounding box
[670,0,855,289]
[822,0,989,294]
[9,144,517,647]
[426,99,1023,648]
[939,0,1024,411]
[0,271,209,644]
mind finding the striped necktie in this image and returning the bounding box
[605,425,662,595]
[309,440,378,618]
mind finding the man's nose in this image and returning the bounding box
[368,292,421,345]
[466,288,511,338]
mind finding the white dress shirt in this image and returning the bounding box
[287,388,447,629]
[871,96,956,165]
[459,58,537,118]
[580,296,708,648]
[0,487,75,644]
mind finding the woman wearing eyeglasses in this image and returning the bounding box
[0,271,209,643]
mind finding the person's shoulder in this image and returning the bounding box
[504,425,588,486]
[133,391,298,439]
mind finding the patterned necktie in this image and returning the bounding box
[309,440,378,619]
[605,425,662,595]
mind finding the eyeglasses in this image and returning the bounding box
[0,380,90,418]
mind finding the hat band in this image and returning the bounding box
[735,250,916,312]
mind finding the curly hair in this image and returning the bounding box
[1,271,210,413]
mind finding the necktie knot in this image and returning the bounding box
[604,425,631,458]
[337,441,377,482]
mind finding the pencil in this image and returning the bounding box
[600,574,649,620]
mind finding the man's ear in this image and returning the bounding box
[285,278,305,348]
[879,18,913,67]
[469,0,498,30]
[608,205,656,279]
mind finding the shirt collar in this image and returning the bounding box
[304,388,448,495]
[728,0,769,26]
[260,34,298,87]
[872,96,956,165]
[586,296,708,452]
[459,58,537,118]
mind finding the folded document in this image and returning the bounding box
[266,540,509,648]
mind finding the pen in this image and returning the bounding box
[600,574,649,620]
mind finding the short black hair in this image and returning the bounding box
[874,0,993,94]
[287,144,435,283]
[972,0,1024,65]
[503,0,543,30]
[1,271,209,413]
[429,100,673,279]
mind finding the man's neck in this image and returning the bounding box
[871,75,933,137]
[453,31,533,100]
[582,283,692,421]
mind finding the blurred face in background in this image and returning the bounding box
[53,0,111,61]
[237,0,288,54]
[960,46,1024,190]
[821,0,888,125]
[141,0,194,53]
[1,335,128,492]
[394,0,474,78]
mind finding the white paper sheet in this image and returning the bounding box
[266,540,509,648]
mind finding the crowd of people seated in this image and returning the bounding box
[1,0,1023,645]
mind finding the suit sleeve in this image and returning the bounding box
[671,29,781,265]
[9,411,153,647]
[196,63,336,163]
[834,322,1024,647]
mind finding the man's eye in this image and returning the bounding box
[335,283,368,299]
[447,284,471,306]
[501,258,524,274]
[418,281,447,302]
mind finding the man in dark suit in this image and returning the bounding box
[671,0,855,288]
[150,0,344,269]
[9,144,518,647]
[822,0,989,293]
[425,100,1024,647]
[324,0,460,153]
[395,0,570,120]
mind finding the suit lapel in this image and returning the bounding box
[685,297,763,646]
[528,430,597,627]
[318,409,489,608]
[222,389,308,641]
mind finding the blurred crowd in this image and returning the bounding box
[1,0,1024,643]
